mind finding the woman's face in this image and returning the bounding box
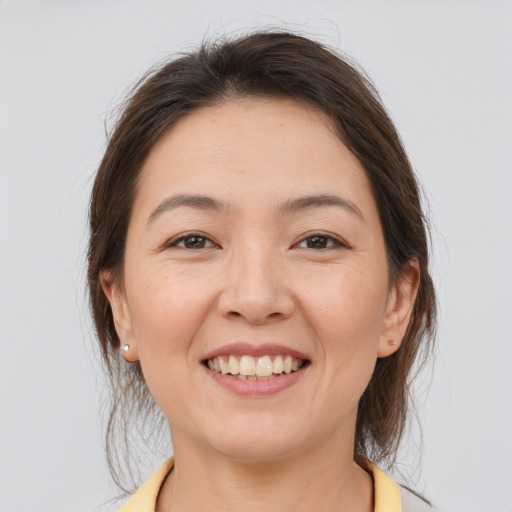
[105,97,416,461]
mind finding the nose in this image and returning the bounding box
[217,245,295,324]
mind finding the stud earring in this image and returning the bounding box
[122,344,130,352]
[388,340,398,346]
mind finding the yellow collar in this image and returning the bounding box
[118,457,402,512]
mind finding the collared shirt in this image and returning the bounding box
[118,457,433,512]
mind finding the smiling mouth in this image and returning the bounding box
[205,354,308,380]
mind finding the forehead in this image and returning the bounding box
[136,97,377,220]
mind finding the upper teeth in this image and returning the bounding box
[207,355,303,377]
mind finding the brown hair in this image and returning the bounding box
[88,30,436,491]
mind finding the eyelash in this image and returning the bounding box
[164,232,217,250]
[164,232,349,251]
[294,232,349,250]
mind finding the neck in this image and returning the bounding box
[156,430,373,512]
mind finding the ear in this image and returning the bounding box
[100,270,139,362]
[377,258,420,358]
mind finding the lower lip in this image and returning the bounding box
[204,366,308,396]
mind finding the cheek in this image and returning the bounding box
[127,273,215,420]
[126,268,213,381]
[129,265,207,338]
[307,263,388,339]
[304,264,388,384]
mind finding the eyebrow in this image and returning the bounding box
[147,194,225,224]
[147,192,364,225]
[280,194,364,220]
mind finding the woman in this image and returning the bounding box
[88,31,437,512]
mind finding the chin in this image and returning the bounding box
[201,415,310,462]
[214,436,302,463]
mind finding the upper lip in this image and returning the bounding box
[202,342,310,362]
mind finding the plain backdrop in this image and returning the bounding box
[1,1,511,511]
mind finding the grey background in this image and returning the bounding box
[1,1,511,511]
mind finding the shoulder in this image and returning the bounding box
[118,458,174,512]
[401,486,442,512]
[366,460,443,512]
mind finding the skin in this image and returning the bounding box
[102,97,419,512]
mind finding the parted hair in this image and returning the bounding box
[88,30,436,492]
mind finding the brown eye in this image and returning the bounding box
[183,236,207,248]
[305,236,329,249]
[167,234,215,249]
[296,234,346,250]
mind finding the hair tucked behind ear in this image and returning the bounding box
[88,29,436,492]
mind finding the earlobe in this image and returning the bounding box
[100,270,139,362]
[377,258,420,358]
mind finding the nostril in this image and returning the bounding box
[217,279,295,324]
